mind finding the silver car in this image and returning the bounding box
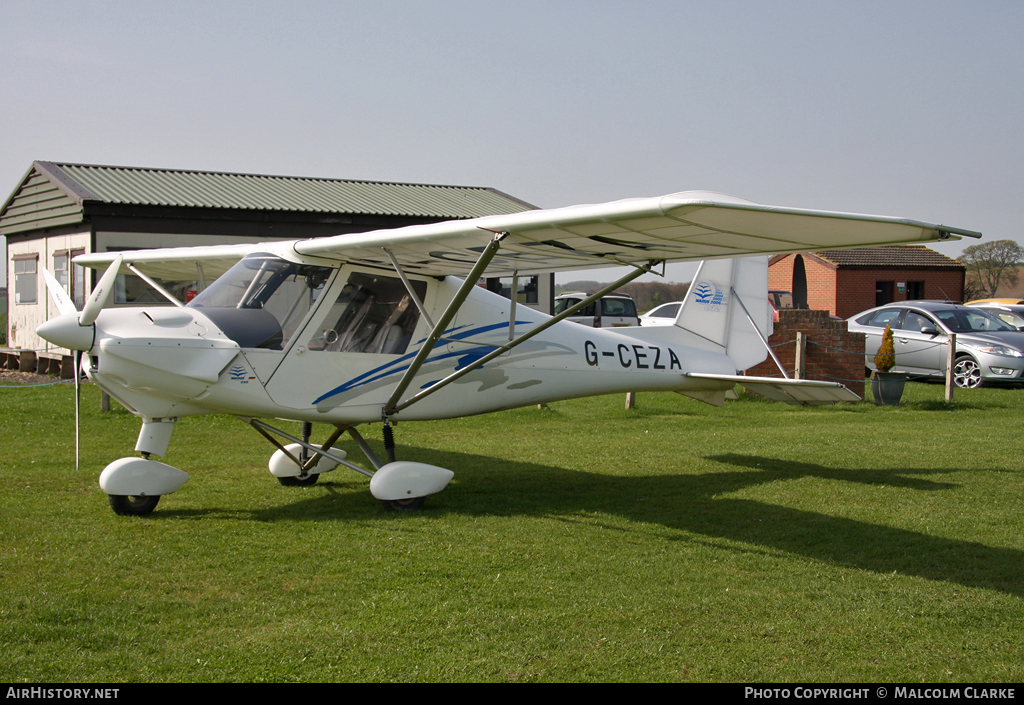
[847,301,1024,388]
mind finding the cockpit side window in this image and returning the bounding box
[307,272,426,355]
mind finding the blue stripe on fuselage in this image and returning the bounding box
[311,321,528,405]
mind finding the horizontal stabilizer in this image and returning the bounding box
[686,373,861,405]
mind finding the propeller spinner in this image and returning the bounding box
[37,255,122,352]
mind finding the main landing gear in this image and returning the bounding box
[98,417,454,516]
[253,418,454,512]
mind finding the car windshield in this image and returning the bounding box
[984,309,1024,329]
[932,309,1016,333]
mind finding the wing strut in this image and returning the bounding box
[384,232,509,414]
[196,262,207,292]
[384,259,662,417]
[126,264,186,307]
[383,247,436,330]
[508,270,518,341]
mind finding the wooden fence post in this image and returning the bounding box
[945,333,956,402]
[795,332,806,380]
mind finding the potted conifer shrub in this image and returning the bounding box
[871,324,906,405]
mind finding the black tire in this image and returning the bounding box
[108,494,160,516]
[277,473,319,487]
[953,355,984,389]
[380,496,425,512]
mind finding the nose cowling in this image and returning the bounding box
[36,313,96,352]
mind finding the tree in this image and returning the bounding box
[958,240,1024,298]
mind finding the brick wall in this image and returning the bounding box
[768,254,839,313]
[745,309,866,399]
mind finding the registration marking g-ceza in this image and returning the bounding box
[584,340,682,370]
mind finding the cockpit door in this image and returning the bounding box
[265,267,434,415]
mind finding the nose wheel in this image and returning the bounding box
[380,496,426,512]
[108,494,161,516]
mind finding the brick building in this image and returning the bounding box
[769,246,965,320]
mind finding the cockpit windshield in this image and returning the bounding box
[188,254,334,349]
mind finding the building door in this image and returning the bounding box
[792,255,808,309]
[876,281,894,307]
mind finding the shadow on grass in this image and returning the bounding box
[169,444,1024,598]
[903,400,985,411]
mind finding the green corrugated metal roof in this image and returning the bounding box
[0,161,534,236]
[47,162,534,217]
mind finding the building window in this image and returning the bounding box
[54,253,69,293]
[55,250,88,308]
[14,256,38,304]
[71,249,86,309]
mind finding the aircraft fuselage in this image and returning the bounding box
[72,255,737,424]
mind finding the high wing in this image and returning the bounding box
[73,190,979,278]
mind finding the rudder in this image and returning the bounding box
[672,256,772,372]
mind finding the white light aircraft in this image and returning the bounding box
[36,191,979,515]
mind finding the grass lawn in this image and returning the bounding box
[1,380,1022,682]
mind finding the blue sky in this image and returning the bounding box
[2,0,1022,286]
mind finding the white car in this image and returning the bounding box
[553,293,640,327]
[639,301,684,326]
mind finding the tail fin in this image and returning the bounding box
[673,256,772,372]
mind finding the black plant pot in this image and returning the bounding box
[871,372,907,406]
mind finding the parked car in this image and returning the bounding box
[964,303,1024,331]
[847,301,1024,388]
[769,290,794,310]
[964,298,1024,306]
[553,292,640,327]
[639,301,684,326]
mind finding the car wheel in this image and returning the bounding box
[953,355,984,389]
